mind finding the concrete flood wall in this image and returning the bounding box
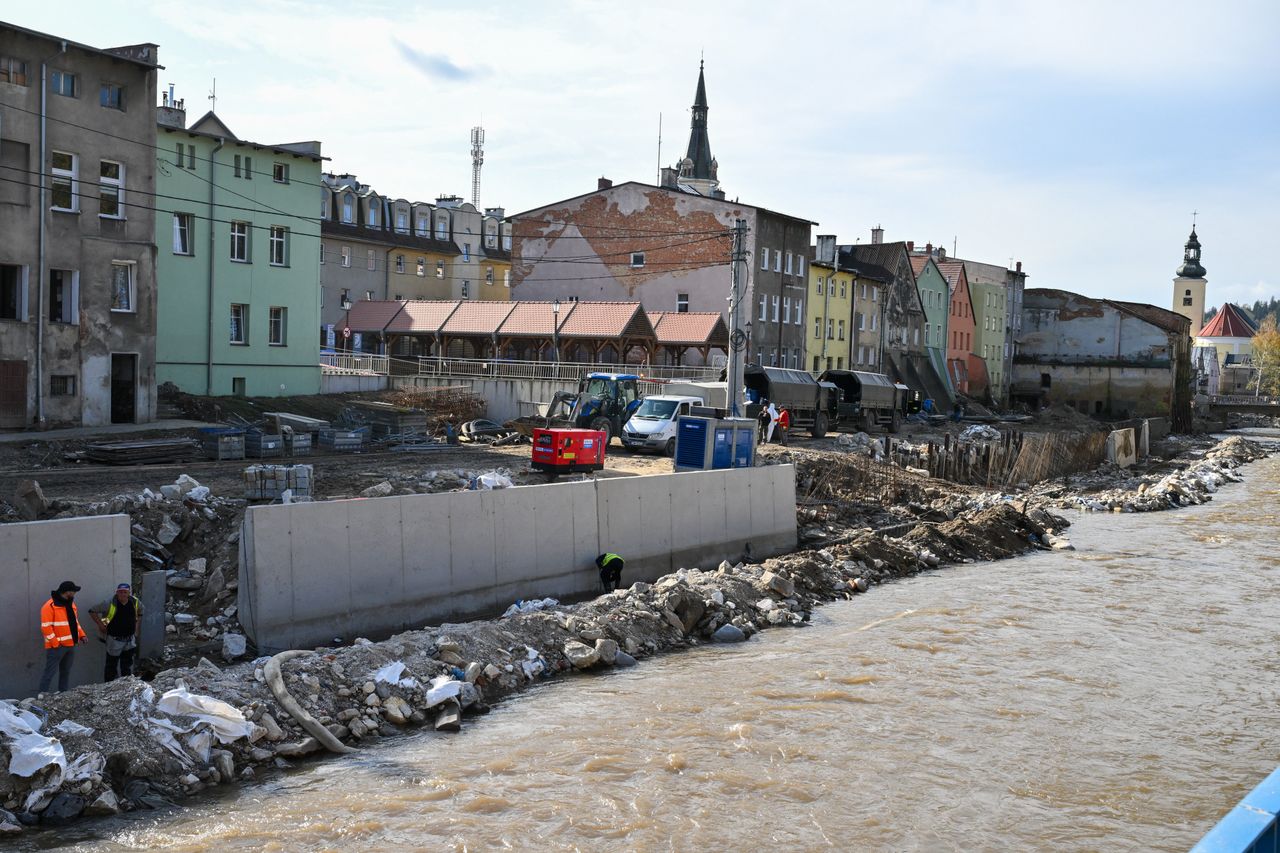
[239,465,798,654]
[0,515,132,700]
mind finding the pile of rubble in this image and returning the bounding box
[1031,436,1269,513]
[0,500,1063,832]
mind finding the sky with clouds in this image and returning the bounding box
[12,0,1279,311]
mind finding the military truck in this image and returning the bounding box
[818,369,920,433]
[666,364,837,438]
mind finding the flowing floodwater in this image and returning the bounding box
[28,444,1280,852]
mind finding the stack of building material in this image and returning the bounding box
[200,427,246,461]
[245,430,284,459]
[84,438,199,465]
[284,431,312,456]
[318,429,365,452]
[264,412,331,436]
[344,401,429,438]
[243,464,313,500]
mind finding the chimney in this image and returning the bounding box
[816,235,836,266]
[871,225,884,245]
[906,241,914,252]
[938,247,946,260]
[659,166,679,189]
[598,177,613,190]
[156,82,186,129]
[925,242,932,255]
[1016,261,1023,273]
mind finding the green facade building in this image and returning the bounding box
[969,279,1007,401]
[155,109,323,396]
[910,255,954,402]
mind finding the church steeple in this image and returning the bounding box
[1177,226,1206,278]
[677,60,719,193]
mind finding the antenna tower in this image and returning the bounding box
[470,126,485,207]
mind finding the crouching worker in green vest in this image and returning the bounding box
[89,583,143,682]
[596,553,625,593]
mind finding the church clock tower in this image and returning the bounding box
[1171,225,1207,337]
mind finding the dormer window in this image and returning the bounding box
[368,202,379,227]
[416,215,427,237]
[396,208,407,233]
[341,194,354,224]
[435,218,448,241]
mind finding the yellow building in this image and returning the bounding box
[807,260,855,372]
[478,256,513,301]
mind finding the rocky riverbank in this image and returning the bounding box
[0,436,1268,835]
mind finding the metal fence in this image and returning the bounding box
[1192,764,1280,852]
[413,356,720,383]
[1212,394,1280,407]
[320,353,390,375]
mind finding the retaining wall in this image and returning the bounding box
[0,515,132,700]
[390,375,574,423]
[238,465,798,653]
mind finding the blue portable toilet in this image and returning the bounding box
[674,416,757,471]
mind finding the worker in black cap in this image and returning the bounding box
[596,552,625,592]
[38,581,86,694]
[90,582,144,682]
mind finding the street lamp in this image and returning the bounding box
[551,299,561,364]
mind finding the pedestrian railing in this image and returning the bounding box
[320,353,390,375]
[413,357,719,383]
[1192,765,1280,853]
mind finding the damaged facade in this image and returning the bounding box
[1014,288,1192,428]
[0,23,160,427]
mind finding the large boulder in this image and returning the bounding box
[563,640,600,669]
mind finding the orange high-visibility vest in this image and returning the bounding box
[40,599,85,649]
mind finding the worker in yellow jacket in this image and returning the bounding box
[39,580,87,694]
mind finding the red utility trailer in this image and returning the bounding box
[531,427,606,478]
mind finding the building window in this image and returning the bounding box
[396,210,408,233]
[342,195,354,224]
[629,251,646,268]
[185,145,195,169]
[51,151,77,212]
[795,298,802,324]
[97,160,124,218]
[815,279,823,295]
[760,248,769,270]
[872,286,879,302]
[871,313,878,331]
[0,265,26,320]
[461,280,470,299]
[272,162,289,183]
[485,231,497,249]
[797,256,805,278]
[677,293,689,313]
[416,215,427,237]
[774,252,782,273]
[230,303,247,344]
[340,246,351,267]
[1183,297,1193,306]
[320,242,325,265]
[50,375,76,396]
[244,156,252,178]
[269,307,287,345]
[109,262,135,312]
[827,319,834,339]
[782,296,791,324]
[814,316,822,339]
[340,288,351,308]
[772,295,779,322]
[172,213,193,255]
[840,282,846,299]
[99,83,124,110]
[436,260,445,279]
[230,221,250,262]
[785,252,793,275]
[269,226,289,266]
[234,155,242,177]
[49,269,78,323]
[504,270,511,287]
[503,234,512,251]
[486,267,495,284]
[434,218,447,241]
[838,319,845,341]
[759,293,767,321]
[321,192,329,219]
[368,249,376,271]
[368,202,379,227]
[50,70,75,97]
[393,254,405,274]
[0,56,30,86]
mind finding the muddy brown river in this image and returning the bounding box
[26,444,1280,851]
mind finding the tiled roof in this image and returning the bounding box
[557,302,652,339]
[935,260,967,288]
[1199,303,1257,339]
[498,302,560,337]
[385,300,461,334]
[909,255,930,277]
[321,221,460,255]
[343,299,405,332]
[651,312,730,345]
[441,301,517,335]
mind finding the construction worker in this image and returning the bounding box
[776,407,791,445]
[596,552,625,592]
[38,581,86,694]
[90,583,143,682]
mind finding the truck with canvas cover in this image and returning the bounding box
[506,373,642,444]
[818,369,919,433]
[668,365,836,437]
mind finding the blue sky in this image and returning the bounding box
[10,0,1279,310]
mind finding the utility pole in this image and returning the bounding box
[726,219,748,418]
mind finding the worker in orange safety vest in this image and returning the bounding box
[39,580,86,694]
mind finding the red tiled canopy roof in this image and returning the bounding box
[344,300,406,333]
[440,301,517,335]
[385,300,461,334]
[499,301,561,337]
[556,302,653,339]
[651,311,730,346]
[1200,303,1257,339]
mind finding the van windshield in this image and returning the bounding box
[633,399,678,419]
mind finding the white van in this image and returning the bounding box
[621,395,704,456]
